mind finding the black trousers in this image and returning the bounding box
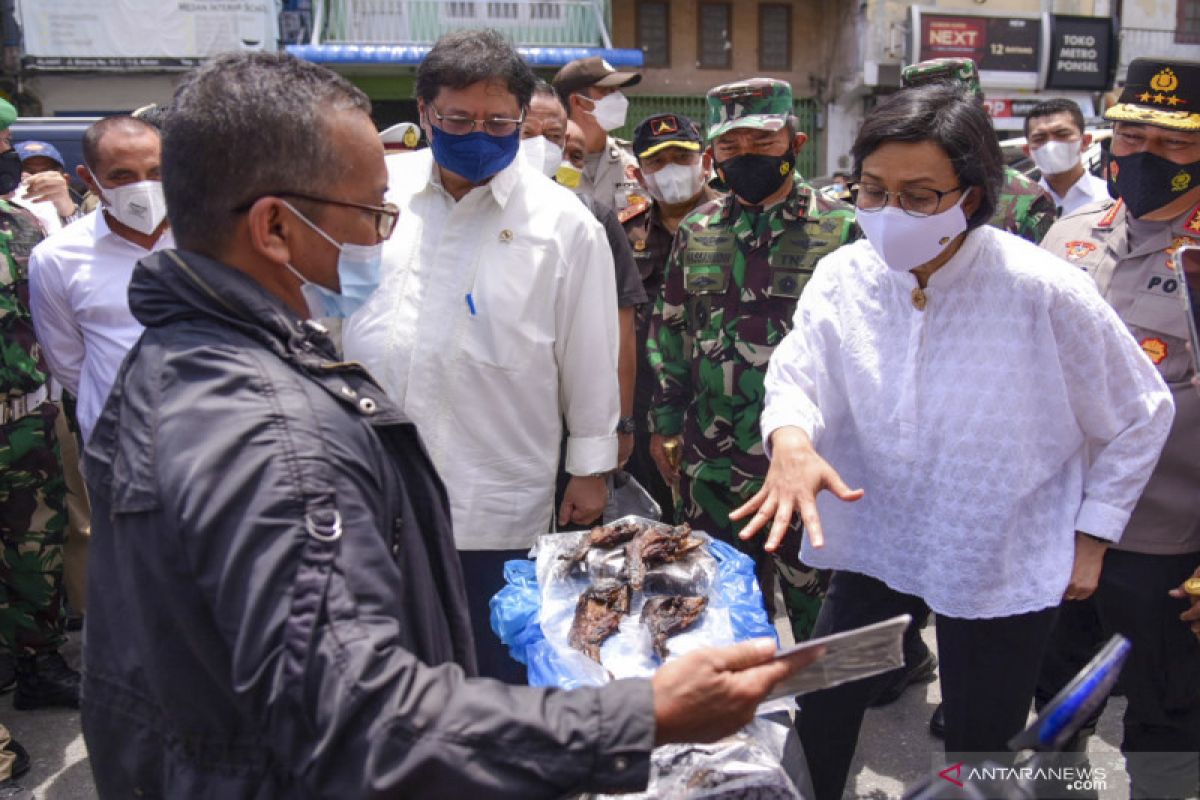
[1037,549,1200,799]
[796,570,1058,800]
[458,549,530,685]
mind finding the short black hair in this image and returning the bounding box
[416,29,536,109]
[1023,98,1086,138]
[532,78,568,115]
[163,52,370,254]
[832,171,851,180]
[81,116,159,172]
[851,83,1002,230]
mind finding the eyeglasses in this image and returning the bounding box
[427,103,525,137]
[234,191,400,239]
[854,183,965,218]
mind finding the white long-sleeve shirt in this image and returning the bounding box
[343,150,619,550]
[761,225,1173,619]
[28,211,174,442]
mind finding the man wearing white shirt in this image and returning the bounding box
[1023,98,1108,217]
[343,30,619,682]
[29,116,172,444]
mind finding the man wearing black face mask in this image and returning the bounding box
[646,79,856,643]
[1038,57,1200,799]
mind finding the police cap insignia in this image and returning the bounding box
[1106,58,1200,131]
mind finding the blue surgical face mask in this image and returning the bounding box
[428,124,520,184]
[281,199,383,319]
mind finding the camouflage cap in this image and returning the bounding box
[901,58,983,99]
[1105,58,1200,132]
[705,78,793,141]
[0,97,15,132]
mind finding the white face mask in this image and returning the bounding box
[856,191,969,273]
[643,161,704,205]
[520,135,564,177]
[1030,139,1082,177]
[92,172,168,235]
[586,91,629,132]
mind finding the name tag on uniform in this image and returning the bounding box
[685,231,735,294]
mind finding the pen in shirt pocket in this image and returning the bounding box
[465,293,477,316]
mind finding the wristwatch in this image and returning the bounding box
[616,415,637,435]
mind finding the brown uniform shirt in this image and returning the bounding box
[1042,197,1200,554]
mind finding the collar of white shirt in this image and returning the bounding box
[423,150,521,208]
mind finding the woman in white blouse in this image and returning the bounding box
[731,84,1174,800]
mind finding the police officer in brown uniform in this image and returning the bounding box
[553,57,643,214]
[1038,58,1200,798]
[620,113,719,519]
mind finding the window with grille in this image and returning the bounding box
[638,2,670,67]
[759,4,791,71]
[1178,0,1200,43]
[699,3,731,69]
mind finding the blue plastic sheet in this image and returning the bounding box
[491,535,777,689]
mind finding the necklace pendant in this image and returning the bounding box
[911,287,927,311]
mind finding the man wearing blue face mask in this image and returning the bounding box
[343,29,623,683]
[553,56,643,213]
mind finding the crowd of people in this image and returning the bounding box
[0,27,1196,799]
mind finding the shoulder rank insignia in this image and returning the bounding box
[1098,198,1123,229]
[1064,240,1097,261]
[618,197,650,224]
[1185,204,1200,234]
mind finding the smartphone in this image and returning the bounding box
[1172,244,1200,381]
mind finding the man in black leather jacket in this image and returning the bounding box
[79,51,816,799]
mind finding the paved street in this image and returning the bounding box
[5,626,1132,799]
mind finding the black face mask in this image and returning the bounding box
[0,150,21,196]
[1106,149,1200,219]
[716,150,796,205]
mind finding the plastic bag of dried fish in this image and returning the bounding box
[586,723,803,800]
[498,516,776,688]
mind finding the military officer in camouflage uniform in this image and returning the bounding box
[0,99,79,710]
[620,112,720,521]
[902,57,1056,244]
[553,57,644,213]
[1035,58,1200,798]
[646,80,856,639]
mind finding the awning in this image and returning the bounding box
[286,44,644,69]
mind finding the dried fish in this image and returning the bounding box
[641,595,708,659]
[627,524,703,590]
[559,520,646,569]
[568,582,632,663]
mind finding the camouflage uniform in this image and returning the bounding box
[901,58,1056,245]
[994,167,1056,244]
[0,197,66,658]
[647,81,856,638]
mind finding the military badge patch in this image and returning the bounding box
[1064,241,1097,261]
[1165,235,1199,268]
[1140,337,1169,365]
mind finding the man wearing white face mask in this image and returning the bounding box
[1023,98,1107,216]
[552,57,643,213]
[28,115,173,444]
[620,112,717,518]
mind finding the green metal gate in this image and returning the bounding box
[614,95,821,179]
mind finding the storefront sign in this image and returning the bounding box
[17,0,278,70]
[1046,15,1114,90]
[911,7,1043,90]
